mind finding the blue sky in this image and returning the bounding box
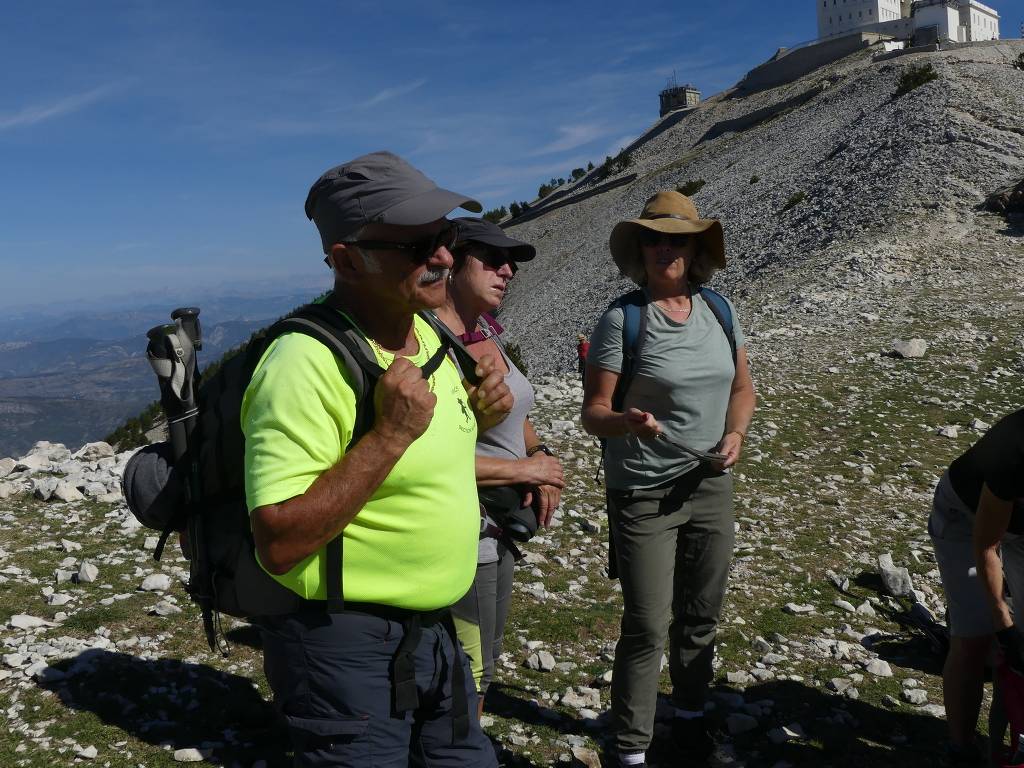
[1,1,1018,312]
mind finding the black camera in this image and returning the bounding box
[477,486,538,543]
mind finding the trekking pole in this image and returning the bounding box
[655,433,728,464]
[145,311,219,652]
[169,307,220,653]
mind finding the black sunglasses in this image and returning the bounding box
[344,222,460,264]
[455,244,518,275]
[638,230,691,248]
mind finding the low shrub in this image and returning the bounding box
[750,175,760,184]
[894,63,938,98]
[781,191,807,213]
[677,179,706,196]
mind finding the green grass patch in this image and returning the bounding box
[677,179,706,196]
[894,64,938,98]
[781,191,807,212]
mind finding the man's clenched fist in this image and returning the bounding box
[372,357,437,447]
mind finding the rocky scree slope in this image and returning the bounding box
[3,324,1024,767]
[501,40,1024,374]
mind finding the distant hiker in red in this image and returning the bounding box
[576,334,589,384]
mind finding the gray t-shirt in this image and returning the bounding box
[590,288,746,490]
[474,325,535,563]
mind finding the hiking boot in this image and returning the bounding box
[602,749,646,768]
[938,743,985,767]
[671,716,716,761]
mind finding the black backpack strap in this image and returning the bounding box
[697,286,737,365]
[270,304,388,616]
[420,310,482,387]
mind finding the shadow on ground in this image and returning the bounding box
[224,622,264,651]
[645,679,950,768]
[38,649,288,766]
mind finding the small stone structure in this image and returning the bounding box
[659,83,700,118]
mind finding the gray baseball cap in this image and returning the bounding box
[454,217,536,262]
[304,151,482,253]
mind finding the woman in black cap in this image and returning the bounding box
[435,217,565,716]
[582,191,756,767]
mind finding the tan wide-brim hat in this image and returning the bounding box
[609,190,726,285]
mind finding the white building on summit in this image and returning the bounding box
[816,0,1000,44]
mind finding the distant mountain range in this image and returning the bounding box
[0,288,326,458]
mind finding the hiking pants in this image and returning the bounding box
[607,468,734,753]
[452,543,516,695]
[260,608,497,768]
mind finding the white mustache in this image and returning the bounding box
[418,267,449,285]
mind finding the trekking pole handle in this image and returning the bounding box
[171,307,202,351]
[146,324,182,377]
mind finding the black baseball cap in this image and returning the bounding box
[453,217,536,262]
[304,151,482,254]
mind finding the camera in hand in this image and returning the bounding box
[478,485,538,542]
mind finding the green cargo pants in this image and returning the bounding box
[607,468,734,753]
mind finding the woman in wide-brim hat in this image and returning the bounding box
[582,190,756,766]
[434,217,565,718]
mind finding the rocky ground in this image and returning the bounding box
[1,203,1022,765]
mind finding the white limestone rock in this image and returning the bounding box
[865,659,893,677]
[878,553,915,598]
[74,744,98,760]
[902,688,929,705]
[73,442,115,461]
[77,562,100,584]
[783,603,816,615]
[33,476,59,500]
[9,614,51,630]
[140,573,172,592]
[891,339,928,359]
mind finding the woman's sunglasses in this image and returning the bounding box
[638,231,691,249]
[455,245,518,275]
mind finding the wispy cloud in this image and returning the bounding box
[0,82,122,130]
[530,123,610,156]
[358,78,428,109]
[605,134,638,157]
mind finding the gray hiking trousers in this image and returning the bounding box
[607,468,734,753]
[451,543,516,695]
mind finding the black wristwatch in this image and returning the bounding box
[526,444,554,457]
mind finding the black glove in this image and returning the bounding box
[997,627,1024,675]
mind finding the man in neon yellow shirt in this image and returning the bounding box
[244,152,512,767]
